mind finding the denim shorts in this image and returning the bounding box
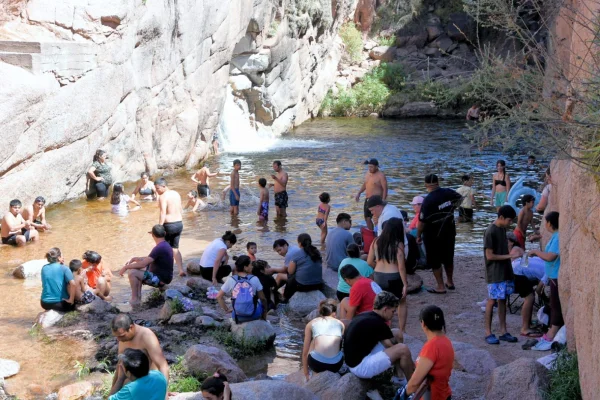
[487,280,514,300]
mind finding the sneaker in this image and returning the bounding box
[499,333,518,343]
[485,334,500,345]
[532,338,553,351]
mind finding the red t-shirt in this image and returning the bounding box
[416,335,454,400]
[349,277,379,315]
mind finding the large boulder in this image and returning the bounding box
[12,259,47,279]
[446,12,475,42]
[286,370,370,400]
[454,344,497,376]
[428,34,454,53]
[185,259,202,275]
[186,277,211,292]
[168,311,200,324]
[369,46,395,62]
[396,30,428,49]
[36,310,64,329]
[0,359,19,378]
[230,320,276,345]
[57,381,93,400]
[288,291,326,316]
[184,345,247,383]
[486,358,549,400]
[77,297,114,314]
[170,380,318,400]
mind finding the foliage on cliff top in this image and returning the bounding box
[340,22,363,63]
[286,0,333,38]
[544,350,582,400]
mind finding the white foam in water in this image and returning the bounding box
[217,86,329,153]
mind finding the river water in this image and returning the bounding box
[0,118,545,397]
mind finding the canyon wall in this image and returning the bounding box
[0,0,356,208]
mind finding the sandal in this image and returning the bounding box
[520,331,543,338]
[499,333,518,343]
[445,284,456,290]
[427,288,447,295]
[485,334,500,345]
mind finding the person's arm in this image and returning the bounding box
[257,290,268,320]
[192,199,201,212]
[528,249,558,262]
[272,173,288,187]
[406,356,434,395]
[366,241,376,267]
[355,181,366,202]
[128,197,141,207]
[381,174,388,200]
[216,289,232,313]
[324,205,331,223]
[265,265,286,275]
[536,194,548,213]
[397,245,408,299]
[470,188,477,207]
[208,169,219,177]
[118,257,153,276]
[131,182,141,198]
[506,173,511,195]
[109,363,127,396]
[301,322,313,380]
[416,220,425,244]
[485,248,512,261]
[64,279,76,304]
[491,174,496,205]
[158,197,167,225]
[191,172,200,183]
[146,332,170,383]
[4,215,26,232]
[287,260,297,275]
[87,166,102,181]
[345,302,358,320]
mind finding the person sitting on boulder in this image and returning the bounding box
[302,299,345,380]
[338,264,381,322]
[336,243,373,301]
[252,260,278,310]
[343,291,414,381]
[405,306,454,400]
[40,247,76,312]
[69,259,95,305]
[22,196,52,231]
[216,255,267,323]
[282,233,324,301]
[199,231,237,285]
[109,348,167,400]
[201,371,231,400]
[267,238,301,290]
[83,250,113,301]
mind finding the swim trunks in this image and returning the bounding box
[2,229,30,246]
[316,218,325,227]
[75,290,96,305]
[513,228,526,249]
[260,201,269,220]
[487,280,514,300]
[458,207,474,222]
[143,270,166,288]
[197,184,210,198]
[229,188,240,206]
[363,198,372,218]
[372,271,404,298]
[494,191,507,207]
[163,221,183,249]
[274,191,288,208]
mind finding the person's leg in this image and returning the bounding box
[95,182,108,198]
[283,275,298,300]
[338,297,349,320]
[336,290,349,301]
[320,224,327,245]
[15,234,27,247]
[442,236,455,288]
[95,277,112,300]
[392,328,404,344]
[275,273,287,288]
[28,229,39,243]
[127,269,144,303]
[216,264,232,282]
[173,249,184,276]
[485,298,495,337]
[398,298,407,334]
[547,279,564,340]
[497,299,507,335]
[385,344,415,380]
[431,266,446,292]
[521,293,535,335]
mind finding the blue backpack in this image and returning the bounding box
[231,275,258,323]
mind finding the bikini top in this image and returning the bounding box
[494,179,507,187]
[312,317,343,339]
[139,187,155,195]
[318,206,327,214]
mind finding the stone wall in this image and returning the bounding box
[0,0,356,208]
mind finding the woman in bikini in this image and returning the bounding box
[491,160,511,211]
[132,172,157,201]
[315,192,331,244]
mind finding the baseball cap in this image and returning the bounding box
[410,195,424,205]
[366,195,385,208]
[364,158,379,167]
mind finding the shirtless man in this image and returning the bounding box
[110,314,169,390]
[1,199,39,246]
[270,160,289,218]
[229,159,241,216]
[22,196,51,232]
[191,163,219,199]
[355,159,388,230]
[155,178,185,276]
[514,194,536,249]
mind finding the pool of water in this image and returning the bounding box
[0,118,546,397]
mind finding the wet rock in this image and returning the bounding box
[454,345,497,376]
[77,298,114,314]
[0,359,19,378]
[185,259,202,275]
[201,308,224,321]
[36,310,64,329]
[164,289,184,300]
[57,381,93,400]
[184,345,247,383]
[231,320,276,345]
[369,46,395,62]
[12,259,46,279]
[266,314,280,324]
[168,311,200,325]
[288,291,326,316]
[486,358,549,400]
[195,315,221,327]
[407,273,423,294]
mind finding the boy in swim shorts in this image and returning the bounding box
[69,260,96,305]
[230,159,241,215]
[257,178,269,221]
[1,199,39,246]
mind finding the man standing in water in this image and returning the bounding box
[271,160,289,218]
[355,159,387,230]
[191,163,219,199]
[155,178,186,277]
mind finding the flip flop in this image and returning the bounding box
[521,331,543,338]
[427,288,447,294]
[445,284,456,290]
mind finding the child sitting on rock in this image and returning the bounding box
[69,260,95,305]
[252,259,278,310]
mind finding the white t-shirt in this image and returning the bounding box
[200,239,228,268]
[111,195,130,216]
[456,185,475,209]
[377,204,409,259]
[542,184,552,199]
[221,274,263,293]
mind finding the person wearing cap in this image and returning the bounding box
[416,174,462,294]
[355,158,387,231]
[118,224,174,305]
[408,196,424,236]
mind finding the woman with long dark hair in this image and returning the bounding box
[110,183,141,216]
[132,172,157,201]
[491,159,511,211]
[199,231,237,285]
[284,233,324,301]
[201,371,231,400]
[87,149,113,199]
[367,217,408,335]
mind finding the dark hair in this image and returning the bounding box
[498,205,517,219]
[375,217,405,263]
[496,159,506,172]
[189,190,198,198]
[374,291,400,310]
[546,167,551,177]
[152,224,166,238]
[246,242,256,250]
[235,255,251,272]
[93,149,106,163]
[35,196,46,204]
[9,199,22,207]
[461,174,472,183]
[140,172,149,179]
[340,264,359,280]
[119,349,150,379]
[346,243,360,258]
[336,213,351,224]
[154,177,167,187]
[419,305,446,332]
[251,260,269,275]
[273,239,288,249]
[201,373,229,397]
[522,194,535,204]
[69,259,82,272]
[400,210,409,222]
[258,178,267,187]
[82,250,102,264]
[111,314,133,331]
[425,174,439,184]
[319,192,330,203]
[233,159,241,166]
[222,231,237,244]
[273,160,282,167]
[46,247,62,263]
[111,183,124,205]
[297,233,322,262]
[528,155,536,160]
[318,299,338,317]
[545,211,559,230]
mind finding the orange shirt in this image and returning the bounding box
[83,260,106,289]
[416,335,454,400]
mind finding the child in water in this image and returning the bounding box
[69,260,96,305]
[185,190,205,212]
[247,242,258,261]
[110,183,141,216]
[457,174,476,222]
[257,178,269,221]
[315,192,331,244]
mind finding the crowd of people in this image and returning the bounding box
[2,144,564,400]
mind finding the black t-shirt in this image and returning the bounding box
[255,272,277,302]
[483,223,514,284]
[419,187,462,237]
[343,311,393,368]
[148,240,174,284]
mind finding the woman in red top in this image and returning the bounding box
[406,305,454,400]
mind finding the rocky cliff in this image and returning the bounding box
[0,0,356,207]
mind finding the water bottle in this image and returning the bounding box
[521,252,529,268]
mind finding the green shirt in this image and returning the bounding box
[337,257,374,293]
[109,370,167,400]
[41,262,74,303]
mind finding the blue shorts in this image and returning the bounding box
[229,188,240,206]
[232,301,263,323]
[494,191,507,207]
[487,280,514,300]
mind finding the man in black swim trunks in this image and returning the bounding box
[271,160,289,218]
[155,178,186,277]
[1,199,39,246]
[355,159,387,231]
[416,174,462,294]
[191,163,219,198]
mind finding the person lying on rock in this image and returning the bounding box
[201,371,231,400]
[118,225,174,306]
[83,250,113,302]
[343,291,414,382]
[337,264,381,323]
[216,256,268,323]
[109,348,167,400]
[22,196,51,231]
[110,314,169,389]
[1,199,39,246]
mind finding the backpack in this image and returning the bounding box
[231,275,258,323]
